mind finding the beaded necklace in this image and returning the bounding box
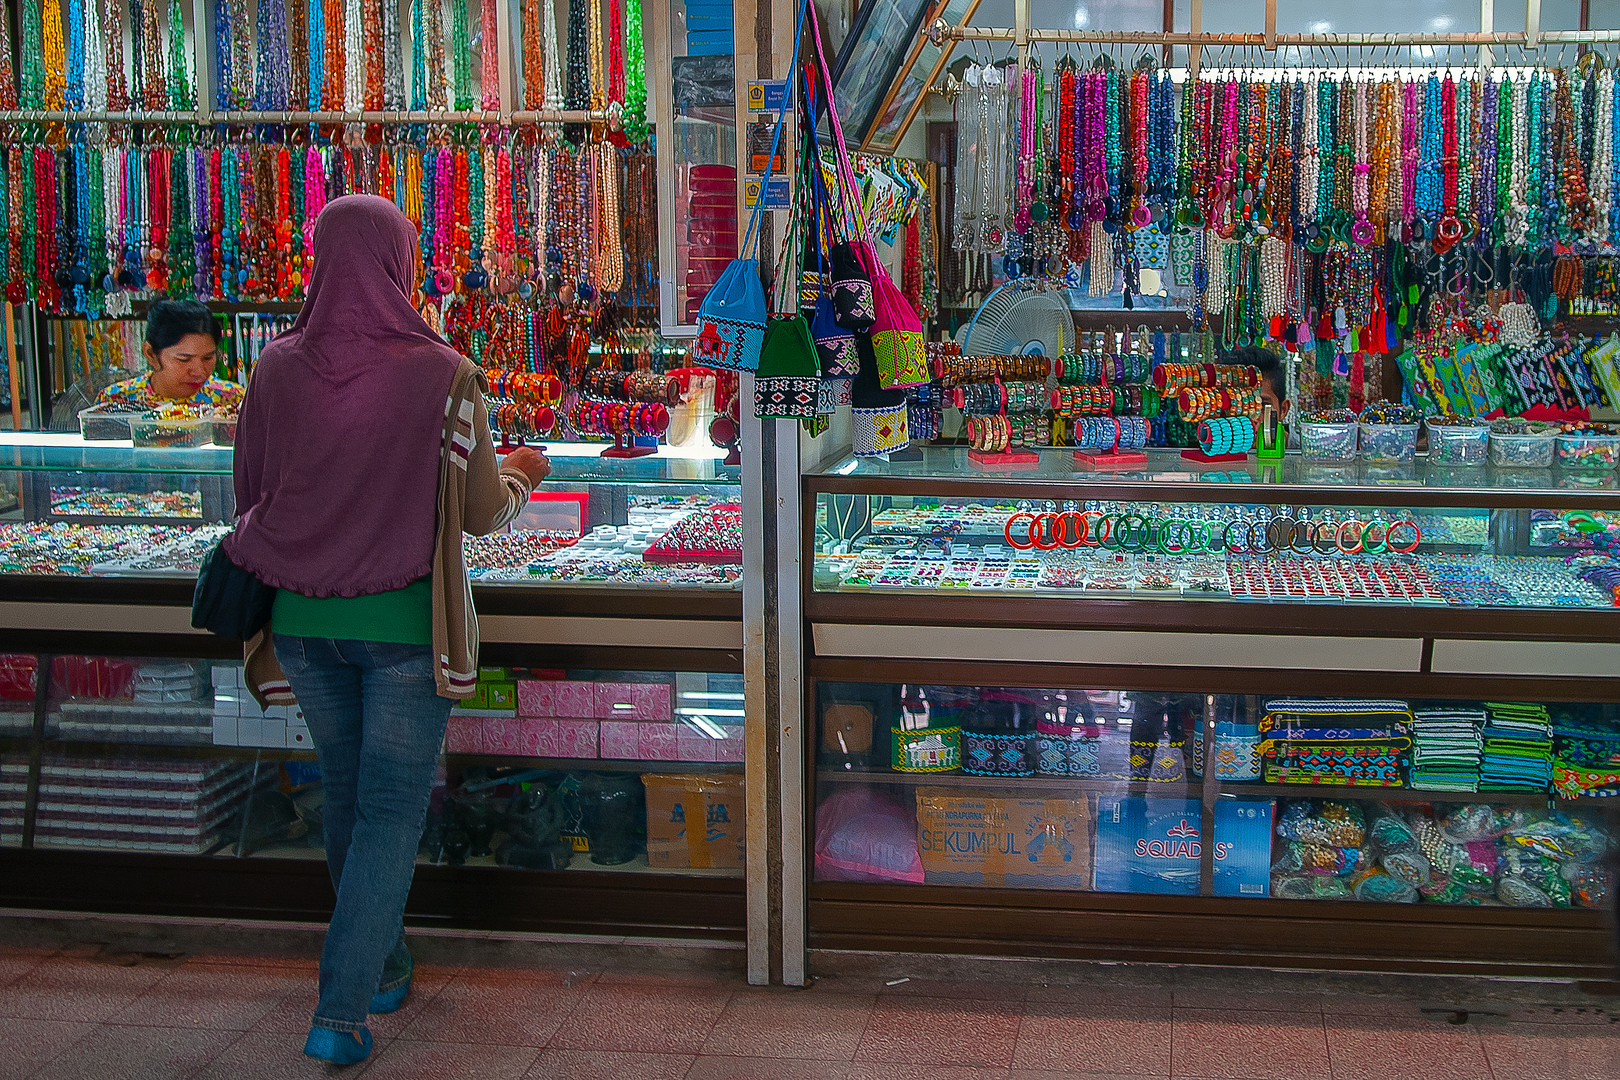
[254,0,291,108]
[215,0,236,108]
[324,0,345,110]
[66,0,86,111]
[0,1,17,109]
[542,0,563,113]
[19,0,43,110]
[381,0,402,107]
[624,0,647,142]
[606,0,627,144]
[481,0,501,110]
[286,0,308,106]
[564,0,589,140]
[83,0,105,111]
[42,0,65,110]
[364,0,385,110]
[229,0,253,108]
[309,0,325,110]
[344,0,363,110]
[168,0,192,107]
[427,0,448,110]
[410,0,426,108]
[451,0,472,110]
[522,0,542,109]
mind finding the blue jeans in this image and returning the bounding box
[273,636,452,1033]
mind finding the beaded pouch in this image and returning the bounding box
[754,315,822,419]
[813,296,861,377]
[818,376,852,415]
[852,401,909,457]
[962,732,1035,777]
[891,725,961,772]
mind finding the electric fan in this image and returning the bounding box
[961,282,1072,357]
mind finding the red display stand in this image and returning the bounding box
[1075,450,1148,469]
[600,430,657,458]
[1180,450,1249,464]
[967,449,1041,470]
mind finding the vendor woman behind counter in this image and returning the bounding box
[50,300,245,428]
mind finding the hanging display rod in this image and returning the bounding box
[929,24,1620,48]
[0,109,605,124]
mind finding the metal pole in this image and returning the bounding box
[1526,0,1542,49]
[932,25,1620,47]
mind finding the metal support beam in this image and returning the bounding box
[1527,0,1542,49]
[1264,0,1277,51]
[930,25,1620,47]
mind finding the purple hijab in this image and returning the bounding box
[226,194,462,597]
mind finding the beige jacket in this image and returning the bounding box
[244,359,532,706]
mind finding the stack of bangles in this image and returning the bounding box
[1196,416,1256,455]
[1055,384,1115,417]
[1179,385,1263,423]
[935,353,1049,386]
[1056,350,1151,384]
[580,369,683,404]
[569,399,671,437]
[486,370,563,404]
[492,400,558,438]
[1002,512,1422,555]
[1073,415,1149,452]
[965,414,1012,453]
[1152,363,1260,392]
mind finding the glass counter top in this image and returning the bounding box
[0,433,740,484]
[808,447,1620,506]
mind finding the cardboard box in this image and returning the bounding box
[676,729,719,762]
[599,720,641,760]
[445,716,483,754]
[914,788,1091,890]
[483,681,518,711]
[1213,799,1274,898]
[1094,797,1202,895]
[533,718,599,758]
[593,682,673,722]
[642,772,745,869]
[1093,797,1276,897]
[638,724,681,761]
[517,679,595,718]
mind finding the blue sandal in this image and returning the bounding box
[303,1026,373,1066]
[371,953,414,1014]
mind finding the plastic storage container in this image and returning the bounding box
[1488,421,1557,468]
[1427,420,1490,466]
[1300,420,1359,463]
[1359,422,1419,464]
[1556,429,1620,471]
[129,414,213,449]
[77,406,141,441]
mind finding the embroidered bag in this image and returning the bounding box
[858,239,929,388]
[690,0,808,372]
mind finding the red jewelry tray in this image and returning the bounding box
[1181,450,1250,464]
[642,549,741,565]
[1075,451,1148,469]
[967,449,1041,469]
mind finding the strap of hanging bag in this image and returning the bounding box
[804,0,870,242]
[737,0,811,263]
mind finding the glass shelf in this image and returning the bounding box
[0,433,741,484]
[808,447,1620,507]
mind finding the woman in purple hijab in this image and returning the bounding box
[229,195,549,1065]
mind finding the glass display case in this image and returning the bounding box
[0,648,746,934]
[807,448,1620,631]
[0,433,747,938]
[801,448,1620,976]
[0,434,741,598]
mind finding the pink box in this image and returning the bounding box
[593,682,673,722]
[676,730,718,762]
[599,720,641,760]
[533,718,599,758]
[484,718,525,756]
[517,679,596,718]
[445,717,484,754]
[714,730,745,762]
[638,724,681,761]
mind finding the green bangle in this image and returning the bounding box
[1099,513,1122,550]
[1363,521,1389,555]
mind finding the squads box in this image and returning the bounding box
[1094,796,1274,896]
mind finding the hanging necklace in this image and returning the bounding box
[308,0,326,108]
[522,0,543,109]
[364,0,385,110]
[451,0,472,110]
[66,0,85,110]
[168,0,192,107]
[606,0,627,144]
[624,0,646,142]
[542,0,563,114]
[42,0,65,110]
[83,0,105,111]
[564,0,589,140]
[481,0,501,110]
[427,0,448,110]
[381,0,402,107]
[20,0,44,110]
[343,0,362,110]
[0,0,18,109]
[254,0,290,108]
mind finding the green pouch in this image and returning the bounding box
[754,314,822,419]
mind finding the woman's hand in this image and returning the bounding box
[503,445,551,487]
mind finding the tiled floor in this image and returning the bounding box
[0,941,1616,1080]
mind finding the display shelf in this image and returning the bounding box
[809,446,1620,509]
[446,754,741,774]
[0,433,741,483]
[816,766,1191,798]
[1213,782,1560,807]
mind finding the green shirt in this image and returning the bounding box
[271,579,433,645]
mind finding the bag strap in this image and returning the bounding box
[804,0,869,242]
[739,0,811,261]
